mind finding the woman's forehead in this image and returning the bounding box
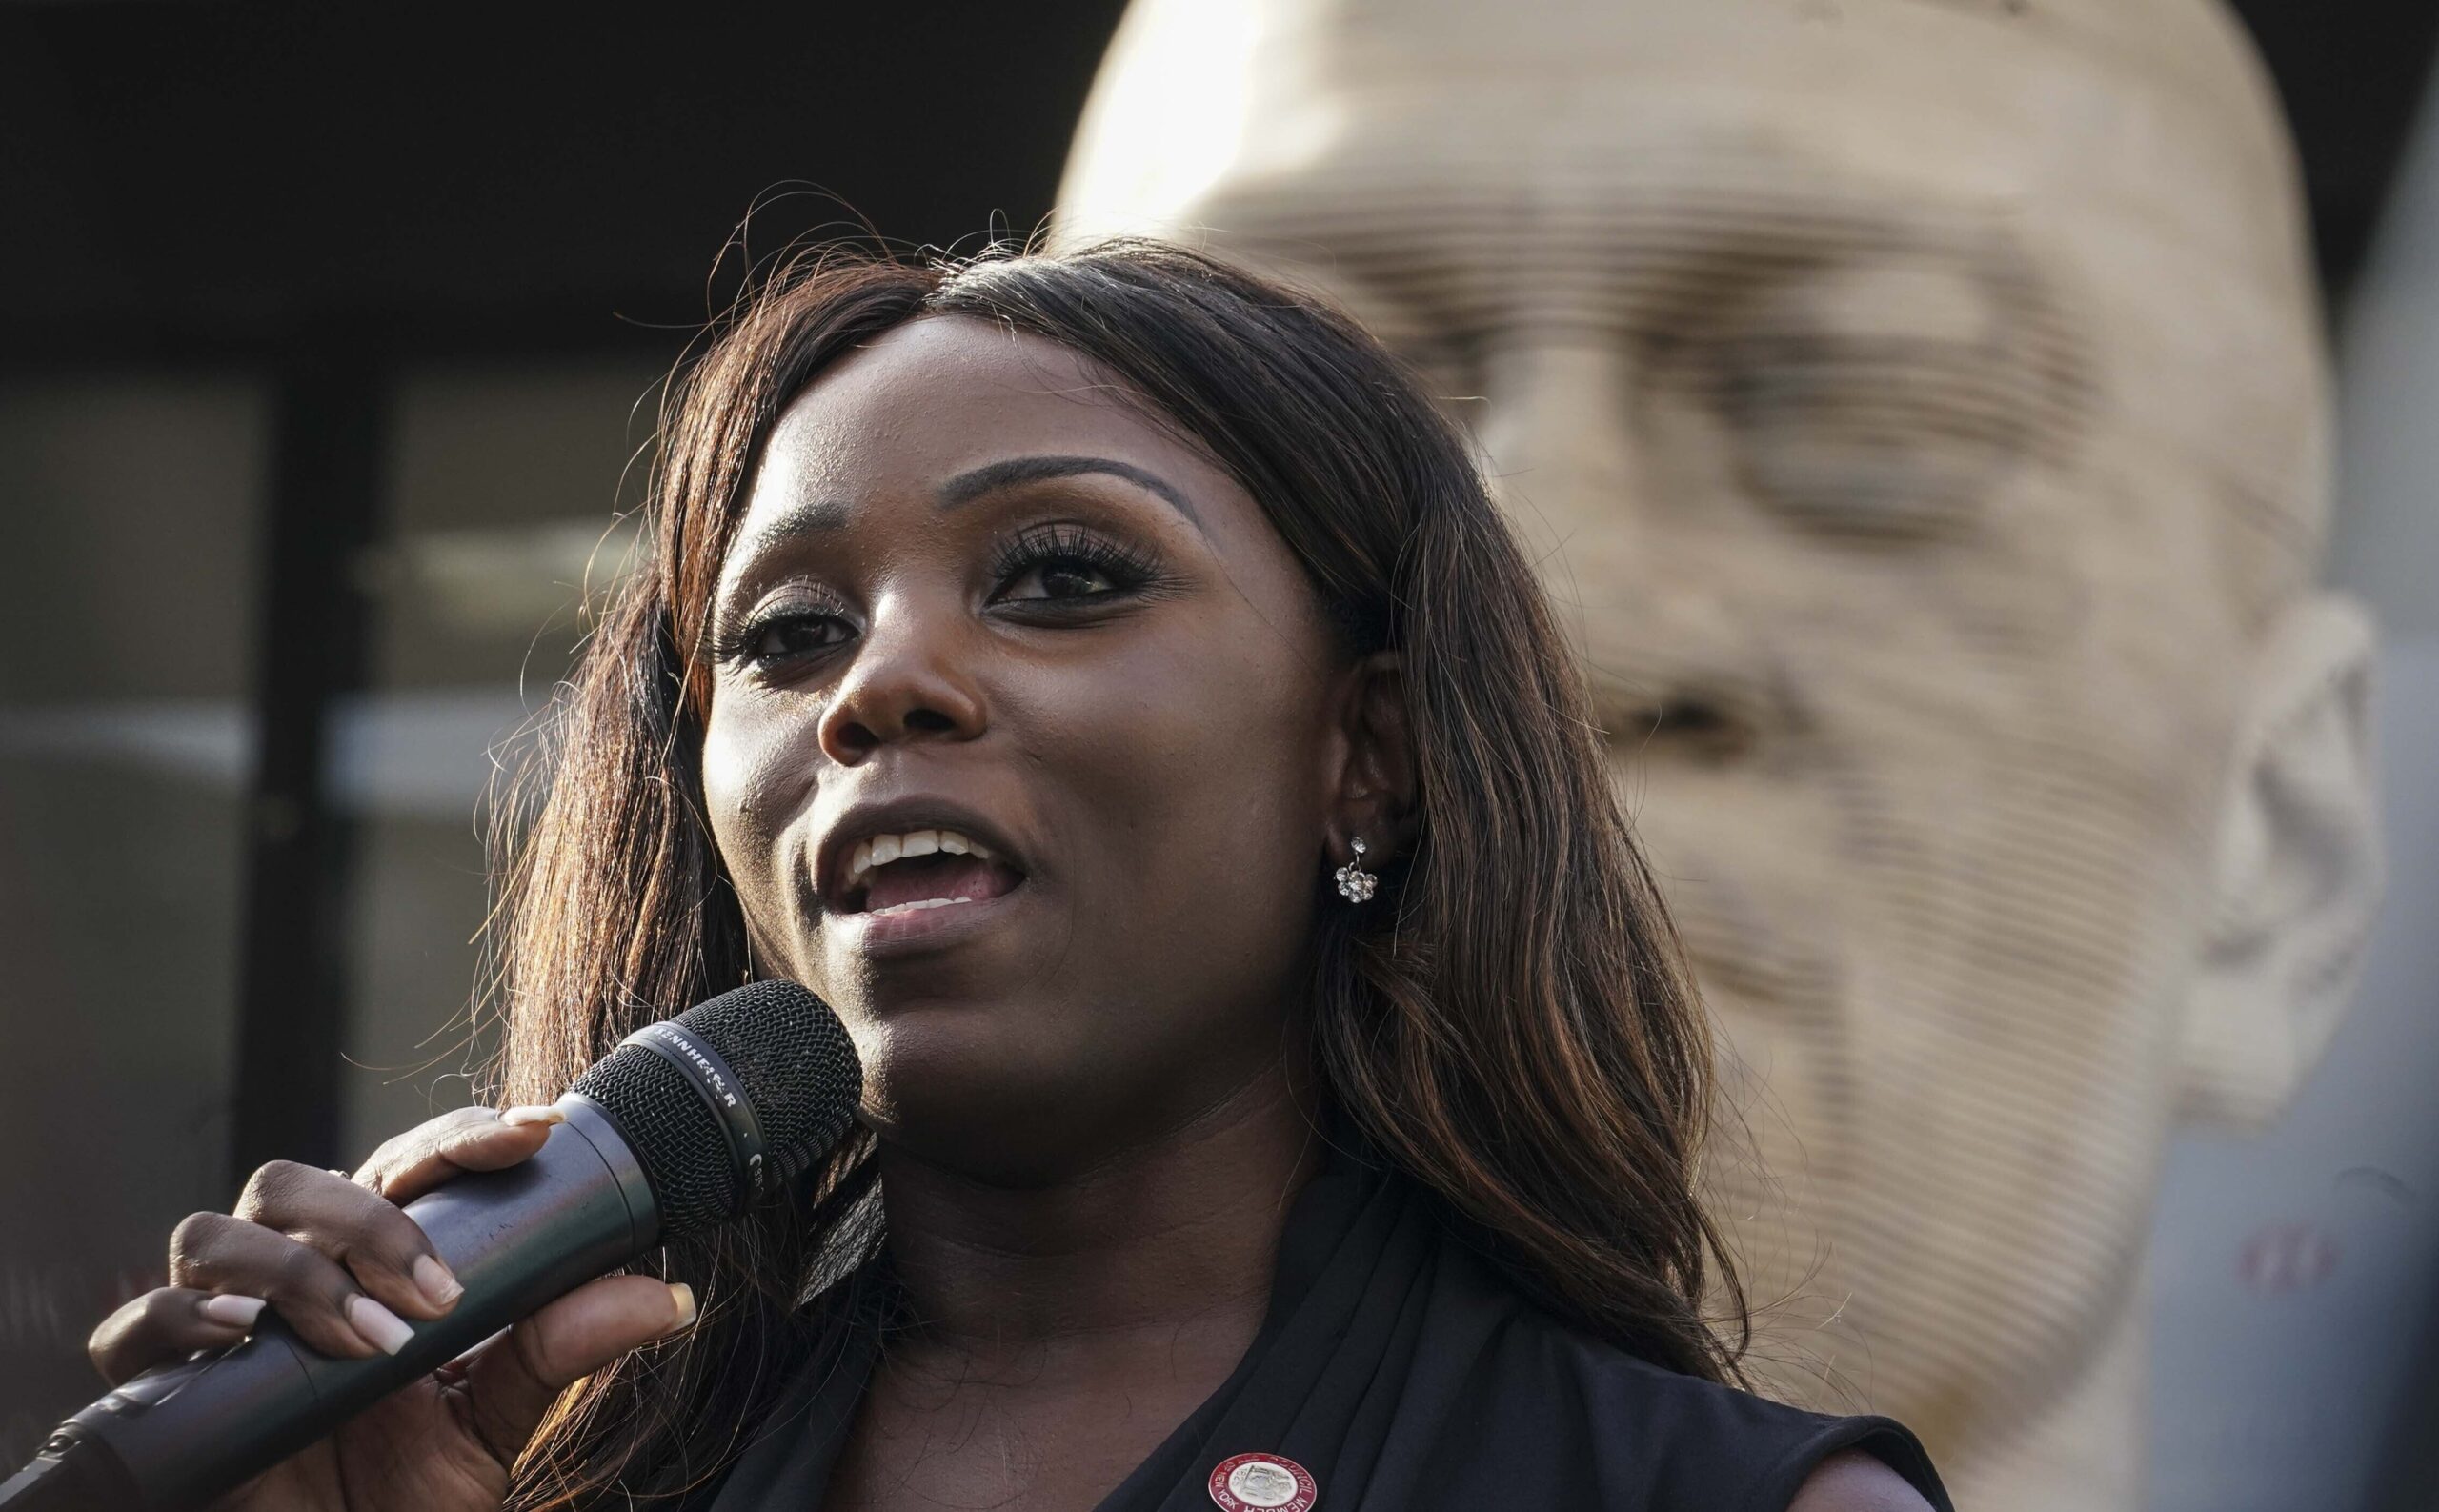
[748,316,1209,506]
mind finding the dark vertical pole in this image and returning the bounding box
[2372,1293,2439,1510]
[231,345,384,1178]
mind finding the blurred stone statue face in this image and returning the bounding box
[1060,1,2380,1506]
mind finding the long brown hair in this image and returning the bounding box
[486,239,1748,1508]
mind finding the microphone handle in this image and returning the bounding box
[15,1098,657,1512]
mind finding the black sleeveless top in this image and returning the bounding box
[704,1142,1953,1512]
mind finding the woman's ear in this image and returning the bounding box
[1328,650,1419,860]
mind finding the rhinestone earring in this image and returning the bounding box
[1334,836,1378,903]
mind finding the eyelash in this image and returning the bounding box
[984,520,1162,598]
[712,522,1167,672]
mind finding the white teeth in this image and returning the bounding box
[841,828,999,890]
[864,896,974,919]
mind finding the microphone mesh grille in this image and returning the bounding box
[568,981,861,1238]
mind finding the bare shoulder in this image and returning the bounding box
[1785,1448,1938,1512]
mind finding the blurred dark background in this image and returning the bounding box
[2,5,2435,1507]
[5,3,2433,356]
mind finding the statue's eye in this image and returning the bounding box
[1675,253,2087,537]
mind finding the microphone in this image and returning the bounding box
[0,980,861,1512]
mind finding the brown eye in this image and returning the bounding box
[717,610,854,669]
[988,522,1162,607]
[756,615,850,657]
[1012,557,1119,600]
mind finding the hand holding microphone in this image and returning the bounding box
[3,982,862,1512]
[83,1108,694,1512]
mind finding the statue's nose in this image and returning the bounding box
[1473,337,1643,561]
[1473,335,1785,767]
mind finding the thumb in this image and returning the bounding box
[455,1275,695,1467]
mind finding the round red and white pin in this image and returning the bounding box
[1207,1452,1318,1512]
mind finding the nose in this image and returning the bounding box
[816,591,989,765]
[1474,337,1642,566]
[1473,336,1779,764]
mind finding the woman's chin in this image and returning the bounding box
[840,1014,1149,1181]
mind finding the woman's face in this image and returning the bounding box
[702,315,1359,1179]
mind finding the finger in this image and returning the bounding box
[228,1160,463,1322]
[168,1211,412,1361]
[356,1103,566,1207]
[457,1276,695,1466]
[88,1287,266,1386]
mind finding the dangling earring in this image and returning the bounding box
[1334,836,1378,903]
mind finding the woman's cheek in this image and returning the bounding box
[1081,645,1317,894]
[702,701,814,895]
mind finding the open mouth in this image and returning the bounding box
[835,827,1026,919]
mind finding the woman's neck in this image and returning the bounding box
[870,1058,1325,1371]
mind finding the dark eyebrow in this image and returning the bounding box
[937,454,1202,530]
[723,454,1205,585]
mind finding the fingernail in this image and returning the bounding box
[199,1294,265,1328]
[347,1294,415,1355]
[500,1104,564,1128]
[413,1254,463,1308]
[664,1282,697,1334]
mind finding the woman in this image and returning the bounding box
[90,242,1951,1511]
